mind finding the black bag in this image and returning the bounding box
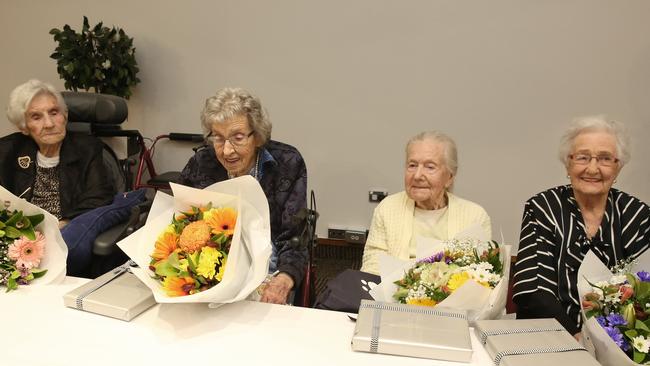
[313,269,381,313]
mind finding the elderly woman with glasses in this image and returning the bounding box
[512,116,650,338]
[360,131,492,275]
[177,87,307,305]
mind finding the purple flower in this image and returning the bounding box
[596,316,607,327]
[637,271,650,282]
[604,326,630,351]
[606,313,627,327]
[418,252,445,264]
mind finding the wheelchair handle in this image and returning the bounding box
[168,133,204,142]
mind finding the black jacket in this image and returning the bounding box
[0,132,115,219]
[177,140,308,286]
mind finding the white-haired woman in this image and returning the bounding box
[178,87,308,305]
[0,79,115,275]
[512,116,650,337]
[361,131,492,275]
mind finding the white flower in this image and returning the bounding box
[420,262,452,288]
[102,60,111,69]
[610,274,627,285]
[632,335,650,354]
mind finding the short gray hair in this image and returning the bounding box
[6,79,67,131]
[200,87,272,145]
[406,130,458,176]
[558,115,630,167]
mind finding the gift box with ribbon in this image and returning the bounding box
[63,261,155,321]
[351,299,472,362]
[474,318,600,366]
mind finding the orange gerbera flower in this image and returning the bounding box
[205,207,237,236]
[178,220,211,253]
[152,231,179,261]
[162,276,195,297]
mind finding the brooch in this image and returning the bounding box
[18,156,31,169]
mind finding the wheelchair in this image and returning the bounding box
[62,91,203,277]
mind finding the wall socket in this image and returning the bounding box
[369,189,388,202]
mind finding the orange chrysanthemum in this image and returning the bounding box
[162,276,195,297]
[152,231,179,261]
[205,207,237,236]
[178,220,211,253]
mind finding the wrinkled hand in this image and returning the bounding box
[574,332,582,342]
[261,272,294,304]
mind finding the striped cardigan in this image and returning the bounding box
[361,191,492,275]
[512,185,650,333]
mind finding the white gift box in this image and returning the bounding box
[474,318,600,366]
[63,261,155,321]
[351,299,472,362]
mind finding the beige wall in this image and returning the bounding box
[2,1,649,248]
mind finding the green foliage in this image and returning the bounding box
[49,16,140,99]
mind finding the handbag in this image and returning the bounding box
[313,269,380,313]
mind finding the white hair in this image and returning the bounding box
[406,130,458,176]
[558,115,630,167]
[200,87,272,145]
[6,79,67,131]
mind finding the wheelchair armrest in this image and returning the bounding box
[92,199,153,256]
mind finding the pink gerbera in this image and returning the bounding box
[7,232,45,270]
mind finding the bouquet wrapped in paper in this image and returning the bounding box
[370,225,511,322]
[118,177,272,306]
[0,185,68,290]
[578,250,650,365]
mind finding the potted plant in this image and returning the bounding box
[49,16,140,99]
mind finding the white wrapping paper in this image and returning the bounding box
[0,185,68,286]
[117,177,272,306]
[369,224,511,323]
[577,250,650,366]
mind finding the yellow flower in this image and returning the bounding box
[162,276,195,297]
[196,246,223,279]
[204,207,237,236]
[178,220,211,253]
[152,231,178,261]
[406,298,437,307]
[447,272,470,292]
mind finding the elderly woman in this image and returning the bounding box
[1,79,114,222]
[512,116,650,336]
[0,79,115,274]
[178,87,308,305]
[361,131,492,274]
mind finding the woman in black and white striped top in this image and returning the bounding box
[512,116,650,337]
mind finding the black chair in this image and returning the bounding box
[63,92,150,276]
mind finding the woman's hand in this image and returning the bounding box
[260,272,294,304]
[58,219,69,229]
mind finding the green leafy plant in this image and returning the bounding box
[49,16,140,99]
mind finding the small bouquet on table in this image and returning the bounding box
[578,250,650,366]
[0,185,67,291]
[118,176,272,306]
[369,225,511,323]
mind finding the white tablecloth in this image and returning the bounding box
[3,277,494,366]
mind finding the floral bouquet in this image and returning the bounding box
[118,177,272,306]
[150,203,237,296]
[578,250,650,366]
[370,225,511,322]
[392,239,503,307]
[0,185,68,290]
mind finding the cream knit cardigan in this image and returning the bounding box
[360,191,492,275]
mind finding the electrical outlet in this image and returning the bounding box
[369,189,388,202]
[345,229,367,244]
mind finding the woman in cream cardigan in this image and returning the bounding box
[361,131,492,275]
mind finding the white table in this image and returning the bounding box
[3,277,493,366]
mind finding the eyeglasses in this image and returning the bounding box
[569,153,619,167]
[207,131,254,148]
